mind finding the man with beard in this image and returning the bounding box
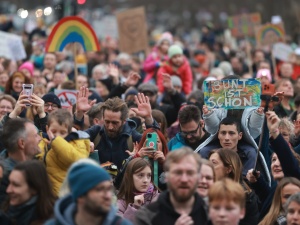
[135,147,208,225]
[168,105,209,150]
[45,162,132,225]
[75,87,159,169]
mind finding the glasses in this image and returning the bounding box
[180,123,200,137]
[44,103,59,109]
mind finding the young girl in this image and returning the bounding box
[117,158,159,222]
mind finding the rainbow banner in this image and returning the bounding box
[46,16,100,52]
[255,23,285,47]
[203,78,261,109]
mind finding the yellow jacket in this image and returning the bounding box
[37,131,90,195]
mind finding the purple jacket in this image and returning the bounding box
[117,189,160,222]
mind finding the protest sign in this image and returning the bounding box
[228,13,261,38]
[203,79,261,109]
[54,89,77,108]
[0,31,26,60]
[116,7,148,54]
[255,23,285,47]
[272,42,293,62]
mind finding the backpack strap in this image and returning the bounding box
[126,135,133,152]
[93,133,102,148]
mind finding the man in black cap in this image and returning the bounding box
[41,92,61,114]
[138,74,186,126]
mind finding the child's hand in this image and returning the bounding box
[89,142,95,153]
[46,125,55,141]
[134,194,145,206]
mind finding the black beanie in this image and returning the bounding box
[42,93,61,108]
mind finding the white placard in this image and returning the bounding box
[272,42,293,62]
[0,31,26,61]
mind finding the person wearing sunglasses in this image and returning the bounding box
[168,105,209,151]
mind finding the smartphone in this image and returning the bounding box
[22,84,33,106]
[146,132,157,152]
[262,84,275,96]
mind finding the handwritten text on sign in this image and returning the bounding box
[203,79,261,109]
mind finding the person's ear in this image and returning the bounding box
[93,118,100,125]
[200,119,205,128]
[18,138,25,150]
[240,207,246,219]
[238,132,243,140]
[226,165,232,175]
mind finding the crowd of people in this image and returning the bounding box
[1,13,300,225]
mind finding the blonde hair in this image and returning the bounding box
[279,118,294,138]
[208,178,245,209]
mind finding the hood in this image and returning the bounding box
[121,119,137,136]
[53,194,119,225]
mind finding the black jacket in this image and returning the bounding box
[135,191,208,225]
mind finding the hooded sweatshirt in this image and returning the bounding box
[45,194,132,225]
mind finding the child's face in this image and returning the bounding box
[171,54,184,67]
[48,121,69,138]
[209,200,245,225]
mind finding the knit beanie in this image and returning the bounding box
[19,62,34,77]
[68,163,111,200]
[42,93,61,108]
[168,45,183,59]
[157,32,173,46]
[98,78,113,91]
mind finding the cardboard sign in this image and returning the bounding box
[54,89,77,108]
[272,42,293,61]
[228,13,261,37]
[116,7,148,54]
[203,79,261,109]
[255,23,285,47]
[0,31,26,60]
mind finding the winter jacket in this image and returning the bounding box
[196,107,271,185]
[37,131,90,195]
[85,119,159,169]
[134,191,208,225]
[168,132,210,151]
[45,194,132,225]
[0,196,39,225]
[202,107,264,144]
[117,187,159,222]
[0,151,19,204]
[157,58,193,95]
[143,48,168,83]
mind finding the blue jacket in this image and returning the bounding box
[85,119,159,169]
[45,194,132,225]
[167,133,186,151]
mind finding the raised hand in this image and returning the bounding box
[266,111,280,138]
[9,92,30,118]
[162,73,174,91]
[30,94,45,117]
[76,86,96,113]
[108,63,119,85]
[125,72,141,87]
[131,93,153,124]
[202,105,211,115]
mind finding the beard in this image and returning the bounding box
[105,124,124,138]
[185,136,202,149]
[83,195,110,217]
[167,181,198,203]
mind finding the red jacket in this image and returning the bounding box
[157,57,193,95]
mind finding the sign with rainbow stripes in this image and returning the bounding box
[46,16,100,52]
[255,23,285,47]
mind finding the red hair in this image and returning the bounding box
[138,128,169,157]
